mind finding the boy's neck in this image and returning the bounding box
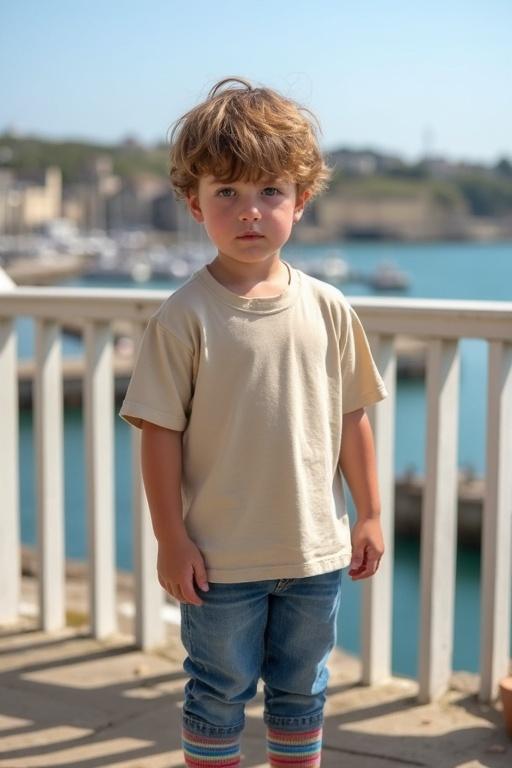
[207,254,290,296]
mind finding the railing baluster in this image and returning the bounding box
[84,321,116,638]
[480,340,512,701]
[0,316,20,622]
[362,334,396,685]
[34,319,65,631]
[419,338,460,702]
[131,321,165,650]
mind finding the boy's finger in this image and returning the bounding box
[367,552,383,575]
[350,563,371,579]
[349,554,363,570]
[160,577,174,597]
[173,583,185,602]
[349,546,367,571]
[350,554,382,580]
[181,578,204,606]
[193,561,209,592]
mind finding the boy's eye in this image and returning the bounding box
[214,185,282,198]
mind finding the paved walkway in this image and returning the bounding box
[0,616,510,768]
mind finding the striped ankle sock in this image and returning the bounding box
[266,725,323,767]
[181,726,241,767]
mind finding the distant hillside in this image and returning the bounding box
[326,149,512,217]
[0,134,169,184]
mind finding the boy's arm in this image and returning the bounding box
[338,407,385,580]
[140,421,209,605]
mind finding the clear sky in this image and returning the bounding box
[1,0,511,163]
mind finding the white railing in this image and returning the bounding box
[1,282,511,706]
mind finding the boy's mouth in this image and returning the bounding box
[237,232,264,239]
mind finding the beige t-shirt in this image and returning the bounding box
[119,260,388,582]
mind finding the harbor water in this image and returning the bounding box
[16,239,512,678]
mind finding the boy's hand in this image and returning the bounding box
[348,518,384,580]
[157,533,209,606]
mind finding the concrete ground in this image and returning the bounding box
[1,578,510,768]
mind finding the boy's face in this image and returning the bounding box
[186,175,310,266]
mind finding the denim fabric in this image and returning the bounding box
[180,568,343,737]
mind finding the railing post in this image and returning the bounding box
[480,340,512,701]
[84,321,117,638]
[131,321,165,650]
[34,319,65,631]
[0,314,20,622]
[361,334,396,685]
[418,339,460,702]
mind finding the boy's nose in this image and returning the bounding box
[238,205,262,221]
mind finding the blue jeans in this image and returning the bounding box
[180,568,343,738]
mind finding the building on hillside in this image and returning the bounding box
[0,167,62,234]
[106,175,171,232]
[326,148,404,176]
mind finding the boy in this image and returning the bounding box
[119,77,388,768]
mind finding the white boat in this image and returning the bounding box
[367,260,410,290]
[131,262,152,283]
[302,254,349,282]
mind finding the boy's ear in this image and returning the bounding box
[293,189,311,223]
[186,191,204,223]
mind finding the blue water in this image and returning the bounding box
[17,240,512,678]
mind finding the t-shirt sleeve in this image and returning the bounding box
[341,303,388,414]
[118,315,194,431]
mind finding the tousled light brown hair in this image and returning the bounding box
[168,77,331,200]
